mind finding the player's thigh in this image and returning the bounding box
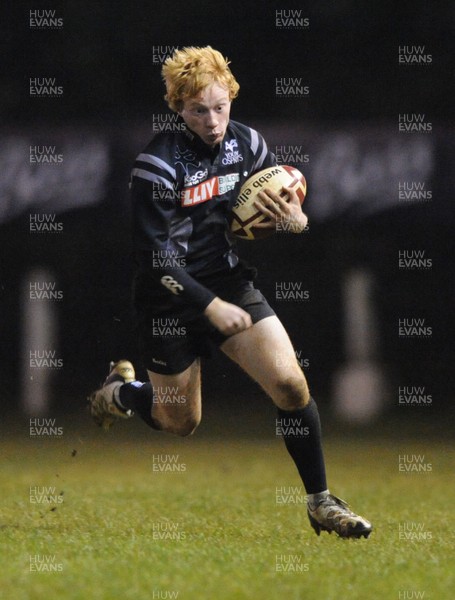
[147,358,202,432]
[220,315,309,409]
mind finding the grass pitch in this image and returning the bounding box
[0,424,453,600]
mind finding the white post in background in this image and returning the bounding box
[333,269,387,423]
[21,268,58,416]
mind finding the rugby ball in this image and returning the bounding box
[230,165,306,240]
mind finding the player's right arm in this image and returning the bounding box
[204,297,252,335]
[131,179,213,306]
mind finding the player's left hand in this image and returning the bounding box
[253,186,308,233]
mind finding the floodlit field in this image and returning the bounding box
[0,425,453,600]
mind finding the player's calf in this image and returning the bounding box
[152,389,201,436]
[157,414,201,437]
[147,360,202,436]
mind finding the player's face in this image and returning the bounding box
[179,83,231,148]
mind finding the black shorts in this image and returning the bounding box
[134,263,275,374]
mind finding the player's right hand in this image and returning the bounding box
[204,297,253,336]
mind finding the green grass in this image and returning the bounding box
[0,428,453,600]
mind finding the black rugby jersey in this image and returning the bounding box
[131,118,276,310]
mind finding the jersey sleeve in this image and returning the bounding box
[248,128,277,174]
[130,151,216,310]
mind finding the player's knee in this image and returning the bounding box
[273,373,310,410]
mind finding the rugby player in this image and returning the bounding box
[89,46,372,539]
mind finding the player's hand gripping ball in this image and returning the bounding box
[230,165,307,240]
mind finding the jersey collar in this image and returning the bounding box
[183,123,229,159]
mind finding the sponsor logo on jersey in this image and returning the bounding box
[160,275,184,295]
[181,173,239,207]
[222,139,243,165]
[184,169,208,187]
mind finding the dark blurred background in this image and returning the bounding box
[1,1,454,431]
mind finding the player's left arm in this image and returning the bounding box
[253,186,308,233]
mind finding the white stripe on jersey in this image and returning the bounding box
[249,128,259,154]
[251,142,269,172]
[131,168,175,189]
[137,153,177,179]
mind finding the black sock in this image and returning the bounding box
[119,382,160,430]
[277,397,327,494]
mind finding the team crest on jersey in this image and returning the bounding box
[222,139,243,165]
[181,173,239,207]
